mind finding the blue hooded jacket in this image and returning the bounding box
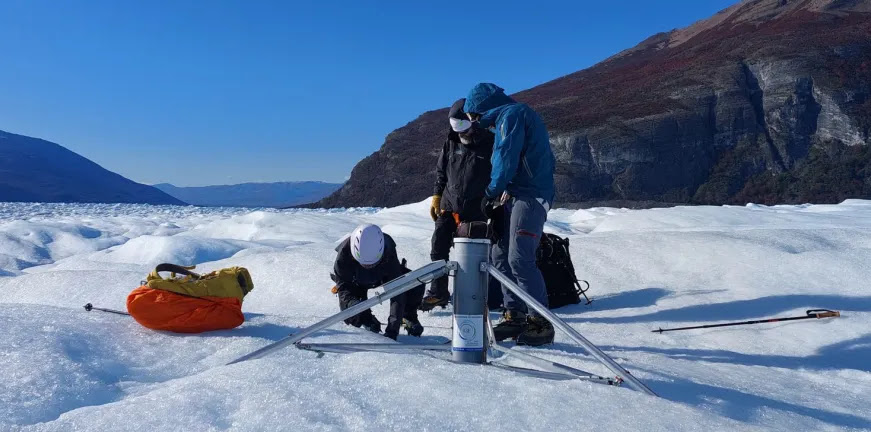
[463,83,555,203]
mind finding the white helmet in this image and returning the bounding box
[351,224,384,266]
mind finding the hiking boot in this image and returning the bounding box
[384,329,399,340]
[492,310,527,341]
[403,318,424,337]
[516,316,555,347]
[361,316,382,334]
[418,295,450,312]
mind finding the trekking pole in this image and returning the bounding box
[83,303,130,316]
[575,279,593,305]
[652,309,840,334]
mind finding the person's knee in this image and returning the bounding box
[431,235,453,256]
[431,233,451,249]
[508,253,537,276]
[508,237,539,270]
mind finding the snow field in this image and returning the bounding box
[1,200,870,431]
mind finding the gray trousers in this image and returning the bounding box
[490,196,549,317]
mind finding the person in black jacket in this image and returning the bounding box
[420,98,495,311]
[332,224,425,340]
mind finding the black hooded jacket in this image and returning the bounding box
[433,129,493,222]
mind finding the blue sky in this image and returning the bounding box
[0,0,736,186]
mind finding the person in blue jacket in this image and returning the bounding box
[464,83,556,346]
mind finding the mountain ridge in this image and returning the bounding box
[315,0,871,208]
[154,181,342,208]
[0,129,186,205]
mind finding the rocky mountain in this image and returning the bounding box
[154,181,342,208]
[316,0,871,208]
[0,129,186,205]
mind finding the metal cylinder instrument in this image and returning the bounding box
[450,237,490,363]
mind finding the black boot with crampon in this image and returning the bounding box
[516,315,555,346]
[492,310,527,341]
[403,318,424,337]
[419,278,450,312]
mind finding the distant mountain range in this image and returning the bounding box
[316,0,871,208]
[153,182,342,208]
[0,129,338,207]
[0,129,185,205]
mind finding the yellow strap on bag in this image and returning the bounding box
[146,263,254,302]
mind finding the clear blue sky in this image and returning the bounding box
[0,0,736,186]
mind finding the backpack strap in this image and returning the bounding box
[152,263,201,280]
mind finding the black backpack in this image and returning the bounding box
[536,233,592,309]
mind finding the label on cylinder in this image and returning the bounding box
[452,315,484,351]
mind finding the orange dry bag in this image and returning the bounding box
[126,263,254,333]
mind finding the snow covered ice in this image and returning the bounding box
[1,200,870,431]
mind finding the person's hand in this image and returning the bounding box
[430,195,442,221]
[482,197,505,243]
[481,197,498,219]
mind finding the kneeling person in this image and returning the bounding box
[332,224,425,340]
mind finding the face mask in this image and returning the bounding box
[450,117,473,133]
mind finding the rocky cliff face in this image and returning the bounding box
[317,0,871,208]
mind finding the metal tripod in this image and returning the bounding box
[226,237,656,396]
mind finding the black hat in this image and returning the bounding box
[449,98,466,120]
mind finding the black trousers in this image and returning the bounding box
[428,213,458,297]
[338,271,425,336]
